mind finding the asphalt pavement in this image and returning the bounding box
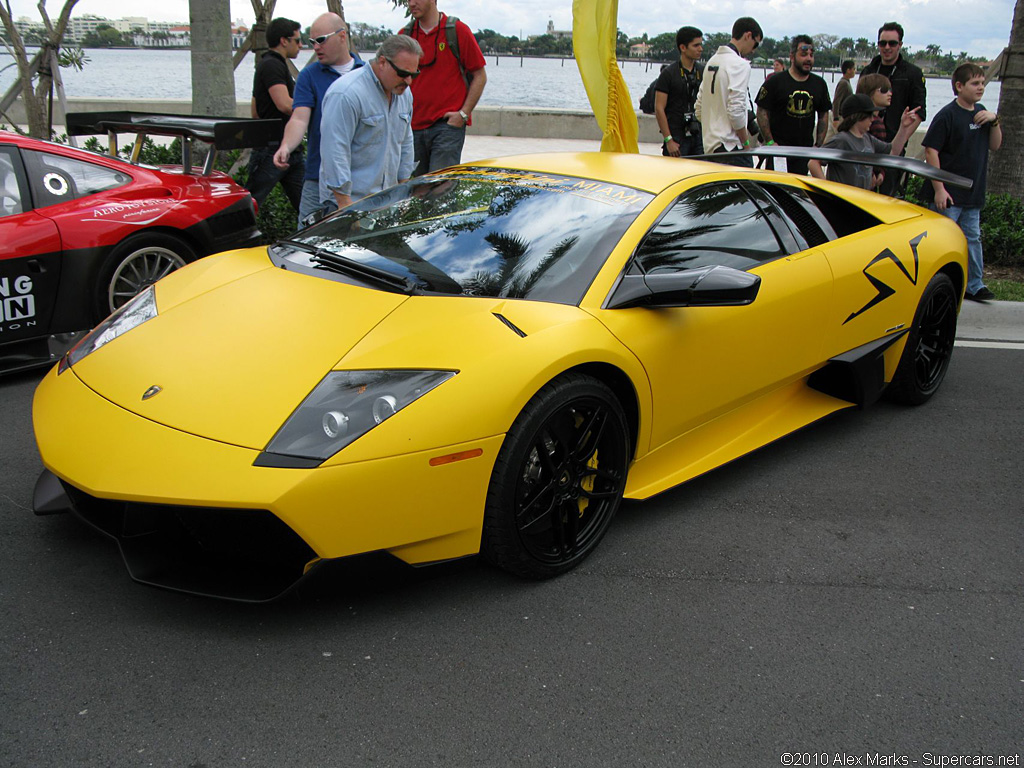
[1,302,1021,767]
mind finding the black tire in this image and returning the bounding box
[96,232,197,320]
[886,272,958,405]
[482,372,630,579]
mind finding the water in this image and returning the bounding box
[0,47,1001,125]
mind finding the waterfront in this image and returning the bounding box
[0,47,1002,124]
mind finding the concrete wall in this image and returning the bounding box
[7,97,925,158]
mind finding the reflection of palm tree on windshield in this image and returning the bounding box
[464,233,579,298]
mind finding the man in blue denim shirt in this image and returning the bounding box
[319,35,421,210]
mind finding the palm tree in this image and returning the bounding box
[989,0,1022,198]
[189,0,235,115]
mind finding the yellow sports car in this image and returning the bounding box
[32,153,968,601]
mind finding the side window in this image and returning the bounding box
[22,149,131,208]
[0,147,27,218]
[634,183,786,274]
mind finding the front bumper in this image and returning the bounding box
[33,366,503,600]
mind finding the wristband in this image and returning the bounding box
[766,140,775,145]
[458,110,469,122]
[663,135,673,144]
[743,140,750,147]
[991,115,1000,126]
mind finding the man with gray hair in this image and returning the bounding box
[318,35,422,212]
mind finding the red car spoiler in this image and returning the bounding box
[65,111,282,175]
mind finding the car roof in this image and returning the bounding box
[456,152,733,194]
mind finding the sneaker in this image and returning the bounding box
[964,291,981,301]
[975,287,995,301]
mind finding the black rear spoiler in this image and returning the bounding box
[695,145,973,190]
[65,111,282,175]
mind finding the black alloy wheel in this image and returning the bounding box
[887,272,958,405]
[482,373,630,579]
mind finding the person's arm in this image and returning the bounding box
[924,147,953,210]
[398,100,415,182]
[250,98,257,119]
[654,91,679,156]
[808,159,825,179]
[321,93,357,210]
[909,66,927,122]
[975,110,1002,150]
[755,106,773,144]
[268,83,293,116]
[815,110,829,147]
[889,106,921,157]
[729,65,751,145]
[274,107,312,169]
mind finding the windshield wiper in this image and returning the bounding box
[278,239,418,294]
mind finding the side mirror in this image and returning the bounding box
[606,265,761,309]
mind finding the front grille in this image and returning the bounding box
[63,484,318,602]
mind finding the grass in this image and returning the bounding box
[989,278,1024,302]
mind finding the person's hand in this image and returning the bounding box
[871,170,885,190]
[974,110,998,126]
[444,111,467,128]
[901,106,922,129]
[273,145,291,170]
[665,139,681,157]
[933,186,954,211]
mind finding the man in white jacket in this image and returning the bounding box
[694,17,763,167]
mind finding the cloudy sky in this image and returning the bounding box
[9,0,1017,58]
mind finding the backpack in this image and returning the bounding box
[401,14,467,88]
[638,64,669,114]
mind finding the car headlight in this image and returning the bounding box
[261,369,457,463]
[59,286,158,373]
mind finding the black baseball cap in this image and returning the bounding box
[841,93,883,118]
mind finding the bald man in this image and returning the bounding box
[274,13,364,223]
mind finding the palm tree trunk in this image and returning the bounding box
[989,0,1023,198]
[189,0,236,116]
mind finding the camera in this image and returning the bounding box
[683,112,701,137]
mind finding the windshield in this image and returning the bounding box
[273,168,653,304]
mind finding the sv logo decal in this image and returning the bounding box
[843,232,925,325]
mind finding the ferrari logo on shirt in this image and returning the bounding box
[439,42,446,51]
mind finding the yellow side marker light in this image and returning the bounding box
[429,448,484,467]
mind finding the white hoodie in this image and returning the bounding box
[694,45,751,153]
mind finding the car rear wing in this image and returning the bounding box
[696,145,973,190]
[65,111,283,176]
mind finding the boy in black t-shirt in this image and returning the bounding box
[919,63,1002,301]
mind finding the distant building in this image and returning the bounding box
[545,18,571,41]
[629,42,651,58]
[64,13,190,45]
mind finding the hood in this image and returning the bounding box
[71,252,409,450]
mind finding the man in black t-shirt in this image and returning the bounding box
[755,34,831,175]
[654,26,704,157]
[246,17,304,212]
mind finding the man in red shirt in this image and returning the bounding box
[400,0,487,176]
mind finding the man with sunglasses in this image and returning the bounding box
[318,35,422,211]
[400,0,487,176]
[755,35,831,176]
[694,17,763,167]
[246,17,304,213]
[861,21,926,194]
[273,13,364,225]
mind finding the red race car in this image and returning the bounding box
[1,112,277,375]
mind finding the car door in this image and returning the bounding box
[0,145,62,343]
[594,180,835,453]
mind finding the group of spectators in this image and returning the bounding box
[658,17,1002,301]
[246,0,486,225]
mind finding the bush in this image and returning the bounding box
[980,194,1024,267]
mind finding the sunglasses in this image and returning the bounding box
[310,28,344,46]
[386,57,420,79]
[878,39,901,47]
[875,86,891,94]
[753,39,760,50]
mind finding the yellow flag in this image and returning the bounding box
[572,0,639,153]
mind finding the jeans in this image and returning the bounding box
[662,132,703,157]
[711,144,754,168]
[412,120,466,177]
[938,205,985,294]
[246,145,304,213]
